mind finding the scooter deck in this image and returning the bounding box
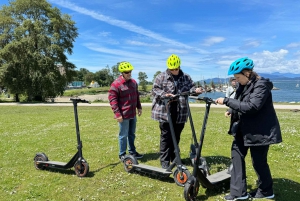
[133,163,172,175]
[207,169,231,184]
[38,161,67,166]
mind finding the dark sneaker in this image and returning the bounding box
[130,152,143,159]
[119,153,126,161]
[161,162,170,169]
[249,190,274,199]
[224,193,249,200]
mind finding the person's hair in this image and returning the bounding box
[242,69,260,80]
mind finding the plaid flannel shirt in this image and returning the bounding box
[108,75,142,119]
[151,69,196,123]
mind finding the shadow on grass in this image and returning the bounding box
[92,162,120,173]
[139,152,160,163]
[195,179,231,200]
[193,177,300,200]
[131,171,175,184]
[181,155,231,169]
[267,178,300,201]
[43,168,95,177]
[182,155,232,200]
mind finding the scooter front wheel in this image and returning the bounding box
[173,168,191,187]
[184,176,200,201]
[123,155,138,173]
[34,153,48,170]
[74,161,89,177]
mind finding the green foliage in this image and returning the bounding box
[138,72,148,91]
[0,105,299,200]
[153,71,161,82]
[63,87,109,96]
[140,95,151,103]
[0,0,78,101]
[73,65,118,87]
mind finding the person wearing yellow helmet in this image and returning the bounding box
[151,54,203,169]
[108,61,143,160]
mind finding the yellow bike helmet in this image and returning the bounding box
[166,54,181,69]
[118,61,134,73]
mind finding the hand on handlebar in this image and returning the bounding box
[165,93,175,97]
[194,87,204,94]
[215,97,225,105]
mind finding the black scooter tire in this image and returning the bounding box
[183,176,200,201]
[173,168,191,187]
[34,153,48,170]
[123,155,138,173]
[74,161,89,177]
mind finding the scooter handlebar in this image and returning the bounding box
[70,97,90,103]
[189,96,217,104]
[161,91,194,100]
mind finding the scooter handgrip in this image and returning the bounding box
[189,96,199,100]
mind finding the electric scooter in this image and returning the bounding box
[33,97,90,177]
[121,92,192,187]
[183,96,231,201]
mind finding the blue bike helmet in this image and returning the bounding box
[228,57,254,75]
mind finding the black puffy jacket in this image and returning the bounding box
[224,77,282,146]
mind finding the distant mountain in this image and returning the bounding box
[259,72,300,80]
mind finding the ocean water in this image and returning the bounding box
[192,80,300,103]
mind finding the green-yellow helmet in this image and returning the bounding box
[166,54,181,69]
[118,61,134,73]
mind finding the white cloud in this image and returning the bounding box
[244,40,261,48]
[125,40,160,47]
[286,42,300,48]
[252,49,300,74]
[202,36,226,46]
[163,49,189,54]
[98,31,111,37]
[49,0,194,50]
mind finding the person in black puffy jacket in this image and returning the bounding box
[216,57,282,201]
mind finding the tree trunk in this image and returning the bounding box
[15,94,20,102]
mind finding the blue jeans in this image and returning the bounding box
[118,117,137,156]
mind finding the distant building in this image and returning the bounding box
[89,81,99,88]
[67,81,85,89]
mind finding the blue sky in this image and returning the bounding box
[11,0,300,81]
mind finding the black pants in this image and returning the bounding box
[230,135,273,196]
[159,119,184,165]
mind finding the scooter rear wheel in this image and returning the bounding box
[34,153,48,170]
[74,161,89,177]
[123,155,138,173]
[184,176,200,201]
[173,168,191,187]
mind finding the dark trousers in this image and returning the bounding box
[230,136,273,196]
[159,119,185,164]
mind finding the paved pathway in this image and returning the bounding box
[1,94,300,110]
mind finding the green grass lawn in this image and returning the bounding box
[0,105,299,201]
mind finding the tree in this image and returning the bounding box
[84,72,95,85]
[0,0,78,101]
[153,71,161,82]
[75,68,90,81]
[138,72,148,91]
[111,64,119,80]
[94,66,113,87]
